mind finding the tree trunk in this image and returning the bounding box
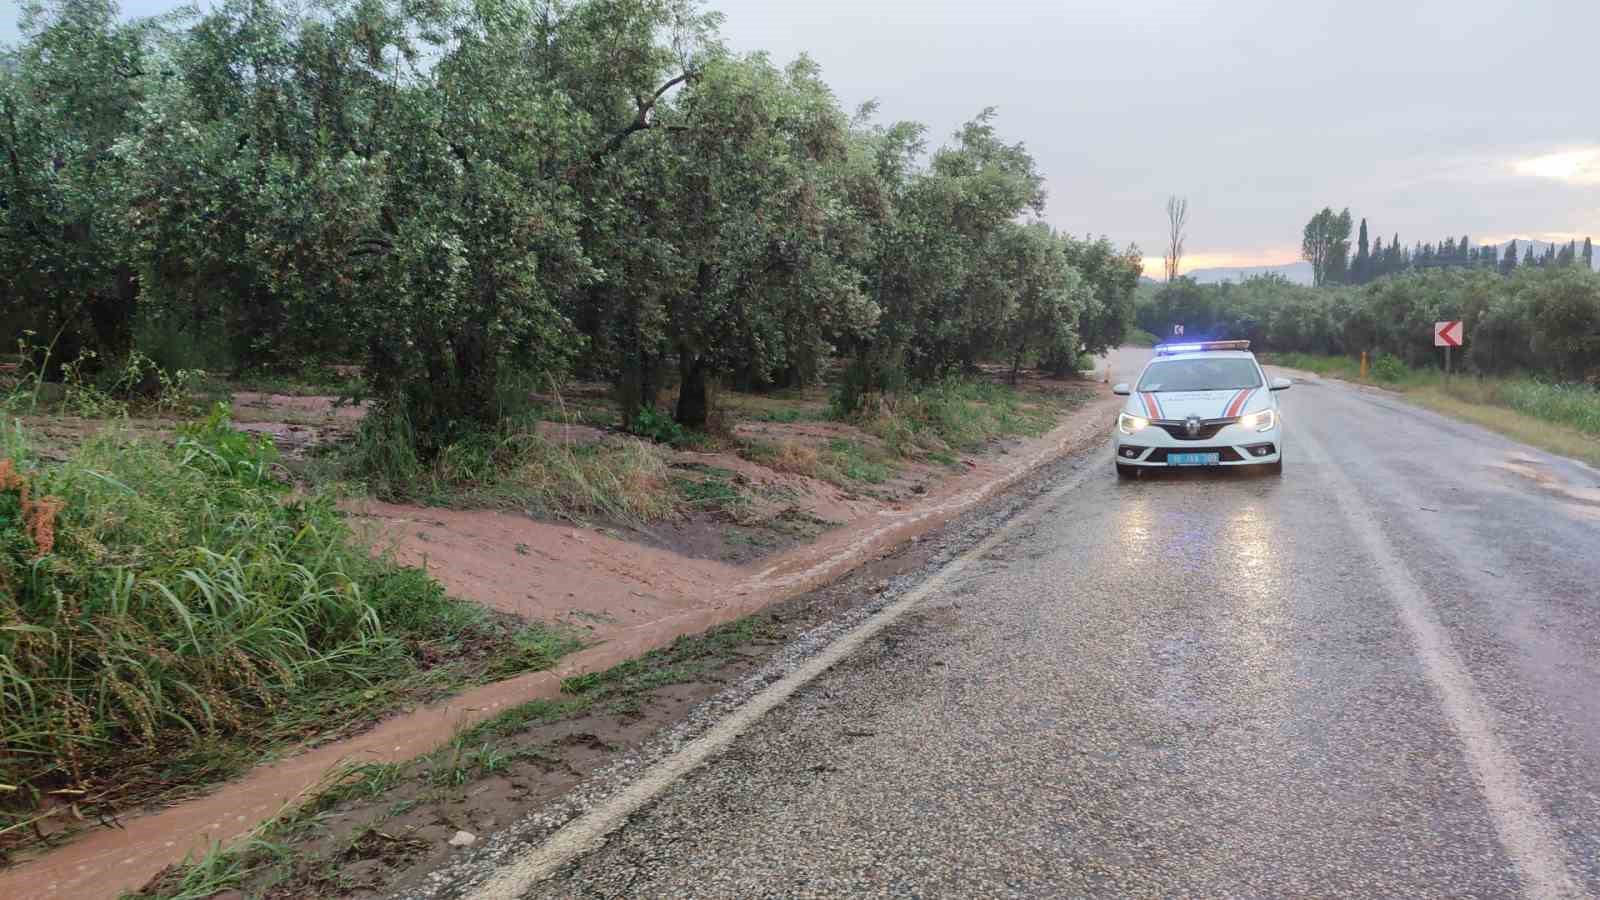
[454,329,495,430]
[777,363,804,390]
[675,350,709,429]
[616,355,660,426]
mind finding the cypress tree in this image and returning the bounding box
[1501,240,1518,275]
[1584,237,1594,271]
[1354,218,1371,283]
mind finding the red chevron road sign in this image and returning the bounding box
[1435,321,1463,348]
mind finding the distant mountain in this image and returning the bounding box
[1182,261,1314,285]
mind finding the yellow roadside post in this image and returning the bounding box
[1360,351,1368,380]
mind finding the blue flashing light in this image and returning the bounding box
[1154,339,1251,356]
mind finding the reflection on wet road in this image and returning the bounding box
[497,356,1600,898]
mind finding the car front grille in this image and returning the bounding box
[1154,422,1227,441]
[1147,447,1245,463]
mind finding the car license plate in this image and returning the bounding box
[1168,452,1220,466]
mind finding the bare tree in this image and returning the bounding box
[1164,195,1188,282]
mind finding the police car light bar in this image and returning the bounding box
[1155,340,1251,356]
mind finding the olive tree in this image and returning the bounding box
[576,52,876,429]
[1,0,154,368]
[118,0,397,372]
[999,223,1087,382]
[350,0,599,452]
[1058,234,1142,366]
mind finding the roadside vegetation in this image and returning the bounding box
[1124,328,1161,348]
[1262,352,1600,465]
[334,373,1090,513]
[1140,266,1600,381]
[0,407,584,858]
[736,378,1086,488]
[1140,263,1600,461]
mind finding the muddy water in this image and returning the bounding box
[0,390,1124,900]
[353,504,742,634]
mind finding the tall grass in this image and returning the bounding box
[740,437,895,488]
[1263,352,1600,442]
[864,379,1066,457]
[1260,351,1364,379]
[1497,381,1600,436]
[1124,328,1161,348]
[343,410,677,522]
[0,407,579,848]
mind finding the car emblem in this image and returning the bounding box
[1185,414,1202,437]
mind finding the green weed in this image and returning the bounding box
[345,411,679,523]
[627,405,688,445]
[1499,380,1600,436]
[1371,353,1407,383]
[673,468,746,512]
[750,406,821,423]
[1125,328,1161,347]
[0,412,581,850]
[860,378,1066,456]
[824,438,894,484]
[1261,352,1600,457]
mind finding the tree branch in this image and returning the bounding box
[591,71,693,165]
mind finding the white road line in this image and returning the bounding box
[462,463,1100,900]
[1297,424,1583,899]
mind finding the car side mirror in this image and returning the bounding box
[1269,377,1292,392]
[1112,383,1131,396]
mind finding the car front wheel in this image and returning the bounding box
[1116,462,1139,479]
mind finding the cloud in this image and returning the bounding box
[1511,149,1600,186]
[1141,247,1304,276]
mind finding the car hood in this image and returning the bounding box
[1127,388,1264,421]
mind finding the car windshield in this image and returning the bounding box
[1137,358,1262,392]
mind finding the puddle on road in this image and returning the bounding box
[1495,453,1600,516]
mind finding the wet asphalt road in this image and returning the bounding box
[509,359,1600,898]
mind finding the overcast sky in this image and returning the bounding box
[6,0,1597,273]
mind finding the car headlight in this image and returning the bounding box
[1118,412,1150,435]
[1237,409,1277,432]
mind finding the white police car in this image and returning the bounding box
[1111,341,1291,478]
